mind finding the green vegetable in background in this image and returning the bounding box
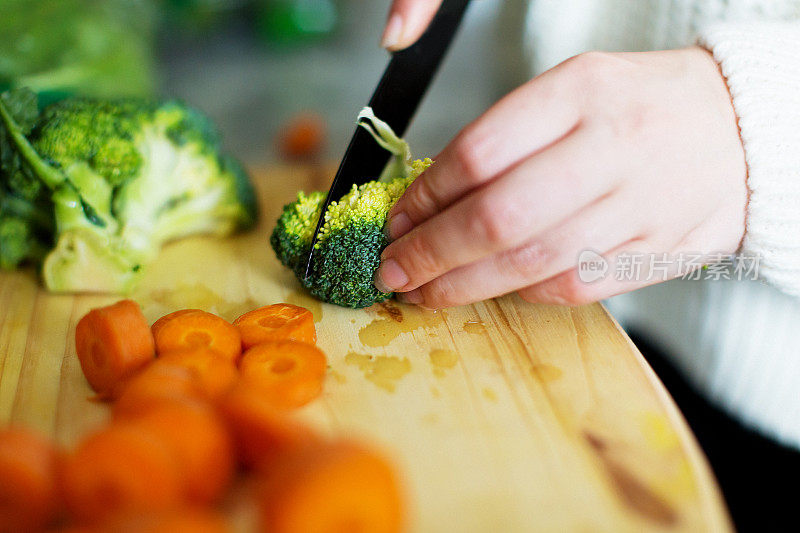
[0,88,258,292]
[0,0,156,98]
[271,108,431,308]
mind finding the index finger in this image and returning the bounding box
[386,68,581,240]
[382,0,443,51]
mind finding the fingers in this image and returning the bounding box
[516,238,680,306]
[515,200,745,307]
[399,192,636,308]
[387,70,582,239]
[381,0,443,51]
[376,126,619,294]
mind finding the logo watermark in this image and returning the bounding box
[577,251,761,283]
[577,250,608,283]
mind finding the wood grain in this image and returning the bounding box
[0,165,731,532]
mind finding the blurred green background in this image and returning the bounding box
[0,0,523,164]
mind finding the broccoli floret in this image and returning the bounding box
[0,88,258,293]
[271,108,431,308]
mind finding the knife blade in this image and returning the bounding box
[303,0,471,280]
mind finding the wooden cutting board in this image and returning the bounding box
[0,165,731,532]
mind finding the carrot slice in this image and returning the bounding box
[152,310,241,363]
[128,402,235,505]
[106,508,231,533]
[113,363,205,420]
[75,299,155,397]
[150,309,202,340]
[238,341,326,409]
[233,303,316,349]
[59,424,184,524]
[259,441,404,533]
[277,112,326,160]
[0,427,60,533]
[219,383,319,470]
[154,348,238,401]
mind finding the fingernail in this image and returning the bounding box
[381,14,403,50]
[384,212,413,240]
[374,258,409,292]
[397,288,422,305]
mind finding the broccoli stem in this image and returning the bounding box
[13,65,91,93]
[0,97,64,190]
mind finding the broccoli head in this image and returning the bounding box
[271,108,432,308]
[0,88,258,292]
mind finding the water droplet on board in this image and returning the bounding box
[462,319,486,334]
[530,363,563,382]
[344,352,411,392]
[328,369,346,384]
[358,302,444,347]
[429,349,458,378]
[481,387,497,402]
[421,413,439,424]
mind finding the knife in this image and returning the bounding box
[303,0,471,280]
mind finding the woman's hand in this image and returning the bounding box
[374,47,748,308]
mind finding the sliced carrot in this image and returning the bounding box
[59,424,184,524]
[219,382,319,470]
[259,441,404,533]
[128,402,235,505]
[0,427,60,533]
[277,112,326,160]
[47,527,99,533]
[233,303,316,349]
[113,363,205,420]
[152,310,241,363]
[150,309,202,340]
[75,299,155,397]
[153,348,238,401]
[106,508,231,533]
[238,340,326,409]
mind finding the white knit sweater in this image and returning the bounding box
[518,0,800,448]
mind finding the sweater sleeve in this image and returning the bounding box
[697,22,800,296]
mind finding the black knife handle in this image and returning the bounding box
[371,0,472,133]
[358,0,472,182]
[303,0,470,279]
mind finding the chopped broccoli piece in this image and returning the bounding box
[271,108,432,308]
[0,88,258,293]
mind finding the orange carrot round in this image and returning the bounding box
[75,299,155,397]
[150,309,202,340]
[219,383,319,470]
[0,427,60,533]
[154,348,238,401]
[238,341,326,409]
[152,310,241,363]
[233,304,316,349]
[59,424,184,524]
[106,508,231,533]
[259,441,404,533]
[113,364,205,420]
[277,112,326,160]
[129,402,235,505]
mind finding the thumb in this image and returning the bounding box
[381,0,444,51]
